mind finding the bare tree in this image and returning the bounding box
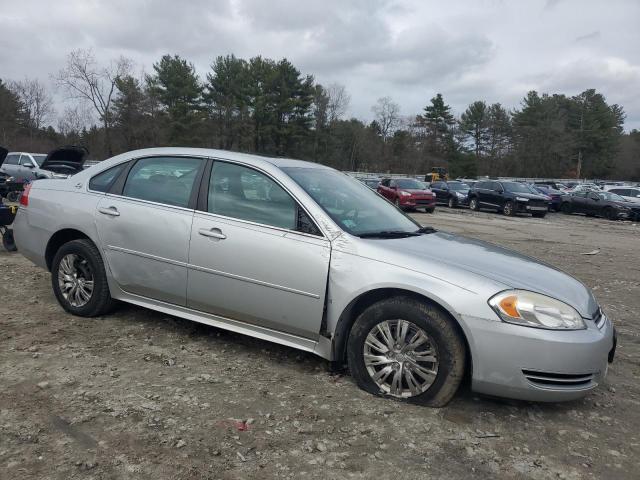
[10,78,54,130]
[57,105,92,142]
[372,96,400,142]
[54,49,132,155]
[326,83,350,123]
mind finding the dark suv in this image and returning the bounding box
[468,181,549,217]
[430,180,471,208]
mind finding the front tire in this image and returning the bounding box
[347,297,466,407]
[561,202,572,214]
[51,239,116,317]
[604,207,618,221]
[448,197,456,209]
[469,197,479,211]
[503,201,515,216]
[532,212,546,218]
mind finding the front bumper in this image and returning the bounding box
[515,201,548,214]
[400,197,436,208]
[466,312,615,402]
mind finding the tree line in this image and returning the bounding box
[1,49,639,180]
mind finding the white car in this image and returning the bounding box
[568,184,601,193]
[603,186,640,205]
[0,146,87,182]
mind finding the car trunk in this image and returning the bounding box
[40,146,88,175]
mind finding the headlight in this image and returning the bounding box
[455,192,465,198]
[488,290,586,330]
[399,191,412,197]
[515,196,529,202]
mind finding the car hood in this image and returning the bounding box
[0,146,7,166]
[362,231,598,317]
[402,189,433,195]
[40,145,88,174]
[451,189,470,195]
[511,192,549,201]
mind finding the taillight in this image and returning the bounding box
[19,183,32,207]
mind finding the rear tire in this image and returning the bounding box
[347,297,466,407]
[469,197,479,211]
[561,202,572,215]
[1,228,17,252]
[51,239,116,317]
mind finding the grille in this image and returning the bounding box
[522,369,594,389]
[528,200,548,208]
[416,199,433,204]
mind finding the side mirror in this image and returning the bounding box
[23,161,35,168]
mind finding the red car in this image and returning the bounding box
[377,178,436,213]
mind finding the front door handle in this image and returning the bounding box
[98,206,120,217]
[198,228,226,240]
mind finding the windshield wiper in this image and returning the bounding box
[358,230,422,238]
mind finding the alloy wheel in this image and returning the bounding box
[363,319,439,398]
[57,253,94,307]
[448,197,455,208]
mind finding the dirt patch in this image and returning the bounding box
[1,208,638,479]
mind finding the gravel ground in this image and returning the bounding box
[1,207,639,479]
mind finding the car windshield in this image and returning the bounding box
[283,167,422,236]
[503,182,533,193]
[32,154,46,166]
[449,182,469,191]
[396,179,425,189]
[598,192,625,202]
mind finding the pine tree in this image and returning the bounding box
[147,55,203,145]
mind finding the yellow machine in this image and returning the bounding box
[424,167,449,183]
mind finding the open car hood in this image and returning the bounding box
[40,145,88,175]
[0,146,7,167]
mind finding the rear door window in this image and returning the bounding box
[122,156,203,208]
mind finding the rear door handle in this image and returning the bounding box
[98,206,120,217]
[198,228,226,240]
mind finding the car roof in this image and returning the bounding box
[111,147,332,171]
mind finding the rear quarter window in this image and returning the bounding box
[89,163,128,193]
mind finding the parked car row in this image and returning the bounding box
[355,174,640,222]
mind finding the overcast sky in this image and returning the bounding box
[1,0,639,129]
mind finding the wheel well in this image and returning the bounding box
[45,229,91,271]
[331,288,472,372]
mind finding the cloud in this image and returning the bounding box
[575,31,601,42]
[0,0,638,129]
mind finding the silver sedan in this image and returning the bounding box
[13,148,616,406]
